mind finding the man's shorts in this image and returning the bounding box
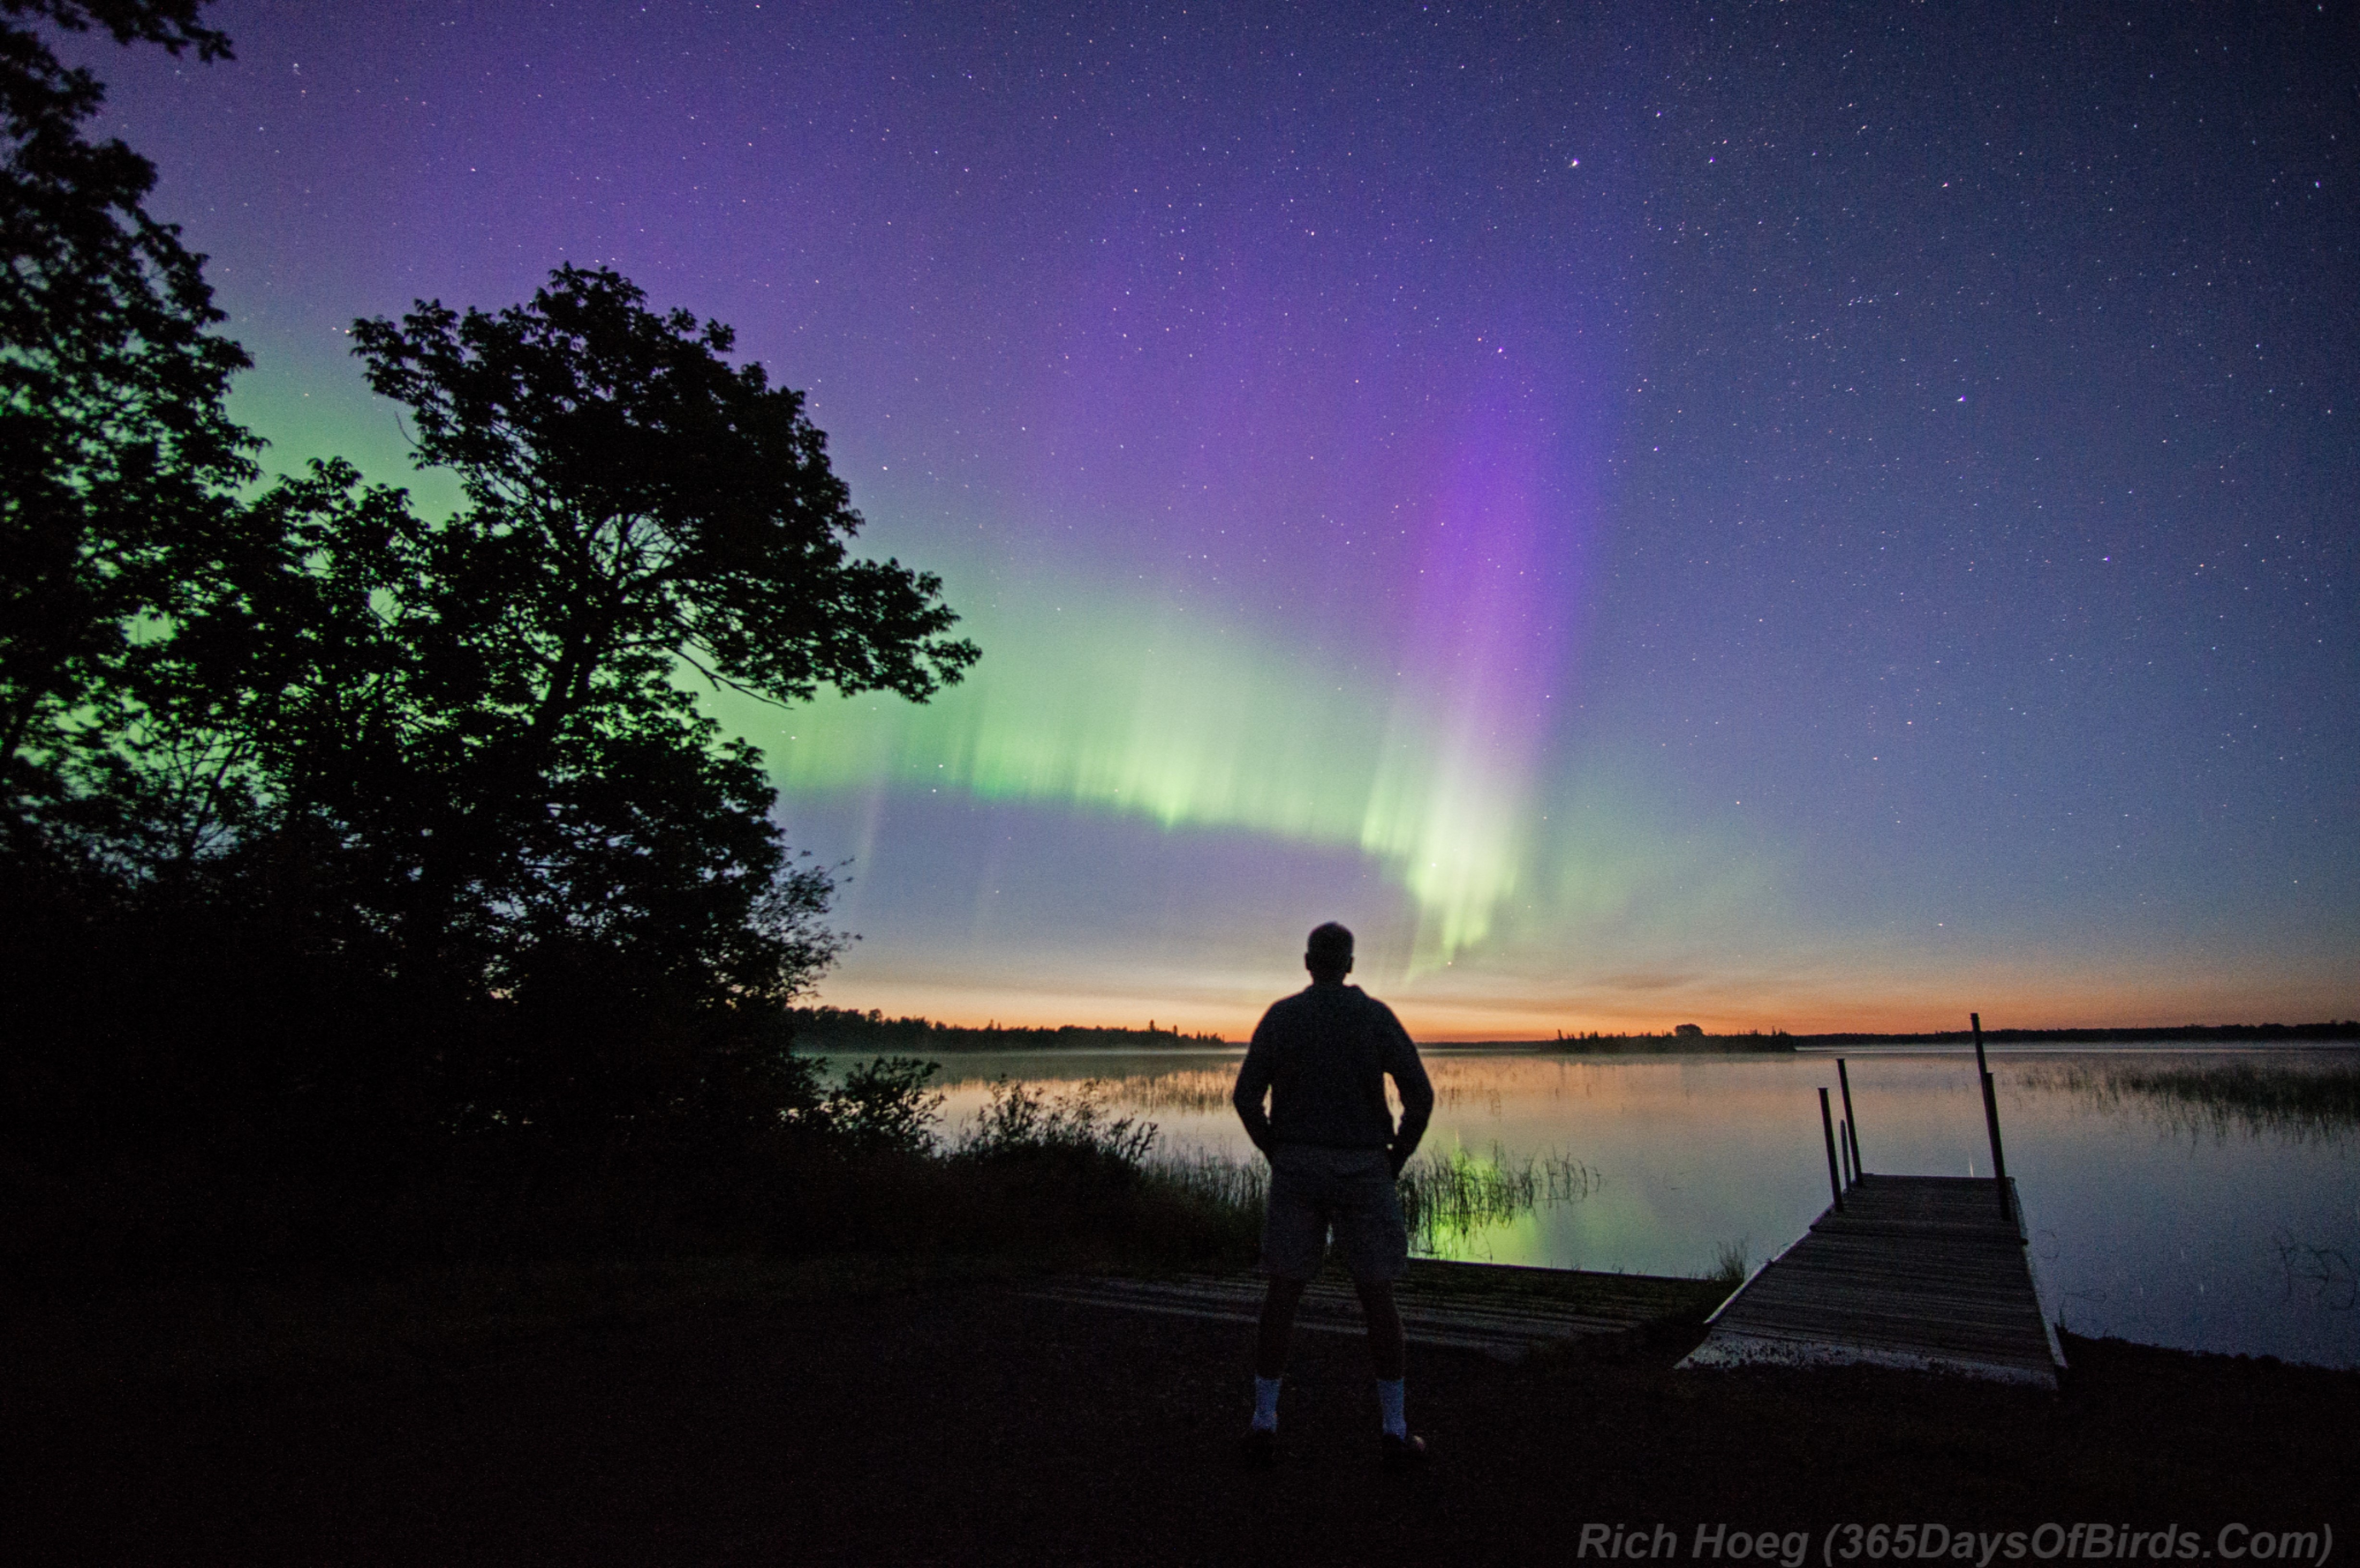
[1259,1144,1409,1284]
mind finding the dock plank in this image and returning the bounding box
[1026,1260,1724,1362]
[1677,1174,2064,1388]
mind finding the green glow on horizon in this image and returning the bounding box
[706,583,1534,959]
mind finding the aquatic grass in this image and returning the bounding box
[932,1058,1623,1120]
[1060,1068,1241,1117]
[2025,1059,2360,1143]
[929,1055,1638,1119]
[1397,1143,1601,1250]
[761,1080,1612,1273]
[821,1068,1610,1270]
[1145,1146,1268,1214]
[1132,1142,1603,1259]
[953,1078,1158,1168]
[1705,1239,1751,1288]
[1138,1148,1269,1261]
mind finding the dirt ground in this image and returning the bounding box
[6,1266,2354,1566]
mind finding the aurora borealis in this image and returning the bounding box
[84,2,2355,1036]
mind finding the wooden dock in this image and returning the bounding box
[1028,1259,1724,1361]
[1677,1173,2065,1387]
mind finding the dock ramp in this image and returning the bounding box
[1679,1174,2064,1387]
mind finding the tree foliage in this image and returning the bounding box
[322,266,977,978]
[87,267,981,1126]
[351,264,976,714]
[0,0,253,823]
[0,6,979,1266]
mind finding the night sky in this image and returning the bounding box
[86,1,2356,1036]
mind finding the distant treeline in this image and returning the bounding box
[1533,1022,2360,1052]
[790,1007,1230,1052]
[788,1016,2360,1055]
[1534,1029,1796,1054]
[1529,1029,1784,1053]
[792,1019,1792,1054]
[1777,1022,2360,1047]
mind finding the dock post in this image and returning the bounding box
[1837,1058,1864,1176]
[1819,1088,1845,1212]
[1839,1120,1854,1186]
[1971,1012,2014,1224]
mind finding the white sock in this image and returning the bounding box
[1377,1377,1407,1439]
[1252,1375,1282,1431]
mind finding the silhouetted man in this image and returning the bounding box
[1231,921,1435,1468]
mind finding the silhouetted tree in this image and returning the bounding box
[340,266,976,980]
[0,12,976,1262]
[0,0,254,835]
[100,267,978,1125]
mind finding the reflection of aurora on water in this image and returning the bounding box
[1146,1142,1601,1259]
[916,1058,1608,1254]
[902,1049,2360,1364]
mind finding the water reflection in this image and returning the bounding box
[817,1045,2360,1367]
[1397,1144,1603,1255]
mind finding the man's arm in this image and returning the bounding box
[1380,1012,1433,1174]
[1232,1020,1278,1157]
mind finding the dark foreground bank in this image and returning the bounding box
[5,1260,2353,1567]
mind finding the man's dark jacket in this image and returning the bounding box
[1232,981,1433,1166]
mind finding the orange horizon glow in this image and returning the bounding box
[807,971,2360,1044]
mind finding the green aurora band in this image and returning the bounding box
[709,581,1536,959]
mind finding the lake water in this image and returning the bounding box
[842,1044,2360,1369]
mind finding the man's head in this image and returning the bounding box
[1304,921,1354,983]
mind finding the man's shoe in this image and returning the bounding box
[1381,1432,1429,1471]
[1239,1426,1278,1469]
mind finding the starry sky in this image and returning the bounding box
[85,1,2357,1036]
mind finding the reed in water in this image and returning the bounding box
[2024,1058,2360,1142]
[1141,1142,1600,1256]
